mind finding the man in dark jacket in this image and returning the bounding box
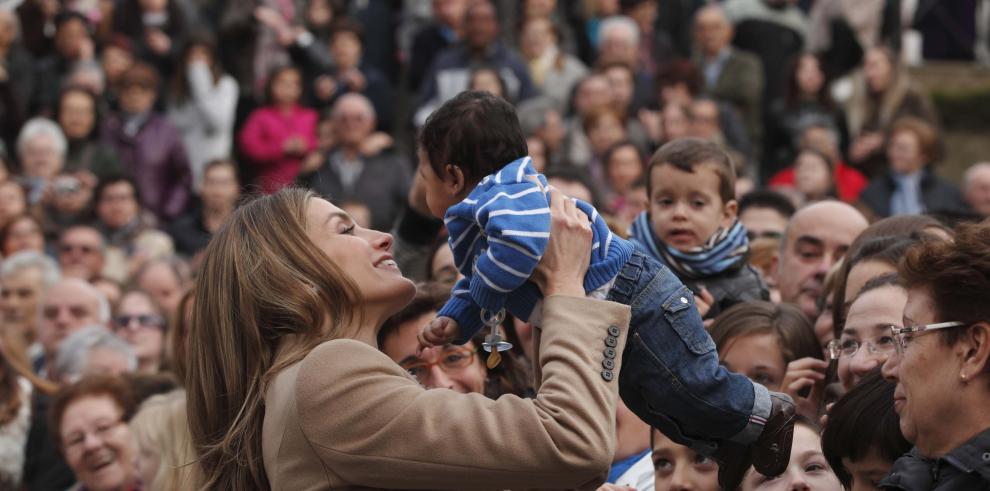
[297,93,410,232]
[413,0,535,126]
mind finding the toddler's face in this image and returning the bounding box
[649,163,735,252]
[417,149,461,218]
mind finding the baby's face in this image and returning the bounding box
[417,149,460,219]
[649,163,735,252]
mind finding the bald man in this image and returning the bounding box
[34,278,110,378]
[299,94,411,232]
[774,201,868,319]
[964,162,990,218]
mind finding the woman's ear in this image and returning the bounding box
[959,322,990,381]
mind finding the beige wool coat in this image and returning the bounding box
[261,295,632,490]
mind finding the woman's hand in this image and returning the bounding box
[531,187,592,298]
[780,357,828,420]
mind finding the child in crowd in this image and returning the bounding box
[627,138,768,319]
[238,65,317,194]
[415,90,795,490]
[651,427,720,491]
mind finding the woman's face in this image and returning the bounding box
[838,285,905,390]
[652,428,720,491]
[119,81,157,115]
[113,292,165,369]
[793,152,831,200]
[0,182,27,222]
[380,310,487,394]
[588,115,625,156]
[470,70,504,98]
[101,46,134,84]
[662,104,691,141]
[429,243,460,288]
[796,55,824,97]
[60,396,137,491]
[4,217,45,256]
[330,32,361,70]
[306,0,334,28]
[864,49,893,93]
[741,424,842,490]
[720,332,787,391]
[271,69,302,106]
[60,91,97,140]
[881,287,963,453]
[305,198,415,313]
[887,130,926,175]
[606,145,642,195]
[520,18,552,59]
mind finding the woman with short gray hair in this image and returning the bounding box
[54,326,137,383]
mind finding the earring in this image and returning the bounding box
[962,372,968,382]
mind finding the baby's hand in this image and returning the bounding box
[417,316,460,353]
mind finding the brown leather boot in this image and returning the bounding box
[752,392,796,477]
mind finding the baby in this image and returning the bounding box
[416,91,794,490]
[627,138,769,319]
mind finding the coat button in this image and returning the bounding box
[607,325,620,337]
[983,452,990,461]
[601,370,614,382]
[603,358,615,370]
[603,347,616,359]
[605,336,618,348]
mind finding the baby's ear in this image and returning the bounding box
[444,164,468,196]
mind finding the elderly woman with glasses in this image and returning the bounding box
[878,222,990,490]
[112,290,168,374]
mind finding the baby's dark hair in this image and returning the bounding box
[419,90,528,185]
[647,138,736,204]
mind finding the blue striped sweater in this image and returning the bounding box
[438,157,634,341]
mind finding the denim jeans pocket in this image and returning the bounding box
[661,285,717,355]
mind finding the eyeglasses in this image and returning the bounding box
[400,346,477,381]
[889,321,968,355]
[826,335,898,360]
[63,419,124,454]
[113,314,166,330]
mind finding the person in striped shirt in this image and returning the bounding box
[414,90,795,490]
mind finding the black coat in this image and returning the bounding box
[881,427,990,491]
[858,169,969,219]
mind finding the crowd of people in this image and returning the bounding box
[0,0,988,490]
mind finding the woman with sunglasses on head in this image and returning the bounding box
[112,289,167,374]
[879,222,990,490]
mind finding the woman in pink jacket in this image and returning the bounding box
[239,65,318,193]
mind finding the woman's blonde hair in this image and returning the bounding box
[130,390,202,490]
[185,188,360,489]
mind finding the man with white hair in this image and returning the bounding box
[299,93,411,231]
[33,278,111,379]
[692,5,764,147]
[964,162,990,218]
[0,251,60,354]
[16,118,67,203]
[54,326,137,383]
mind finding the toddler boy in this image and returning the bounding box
[627,139,769,319]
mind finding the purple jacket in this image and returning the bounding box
[101,113,192,220]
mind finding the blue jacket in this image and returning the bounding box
[438,157,633,340]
